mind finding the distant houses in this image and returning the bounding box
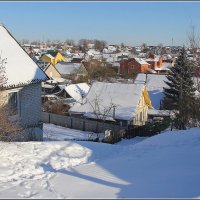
[119,58,151,75]
[119,54,174,76]
[54,62,88,80]
[40,50,66,66]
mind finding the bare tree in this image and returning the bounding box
[0,55,7,90]
[0,55,21,141]
[78,39,89,52]
[87,94,117,122]
[86,94,118,136]
[121,42,125,49]
[21,39,29,45]
[187,25,199,53]
[65,39,75,46]
[187,24,200,91]
[94,40,107,52]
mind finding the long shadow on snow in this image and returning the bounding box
[41,163,130,190]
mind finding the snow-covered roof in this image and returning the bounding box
[52,77,71,84]
[134,73,168,109]
[45,54,54,59]
[65,83,90,103]
[41,94,58,99]
[0,24,48,87]
[87,49,101,56]
[162,54,172,60]
[41,82,55,89]
[135,58,150,65]
[145,56,161,62]
[148,109,172,116]
[69,82,146,121]
[155,62,172,71]
[93,55,102,60]
[83,112,116,121]
[55,62,81,75]
[56,83,89,102]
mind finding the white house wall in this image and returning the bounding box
[4,83,43,141]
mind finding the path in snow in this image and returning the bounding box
[0,124,200,198]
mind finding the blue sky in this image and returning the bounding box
[0,1,200,46]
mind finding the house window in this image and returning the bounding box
[8,92,19,115]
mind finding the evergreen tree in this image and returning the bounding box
[163,47,196,129]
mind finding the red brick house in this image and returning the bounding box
[119,58,151,75]
[145,54,163,70]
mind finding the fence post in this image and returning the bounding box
[95,122,98,133]
[82,120,85,131]
[70,118,73,128]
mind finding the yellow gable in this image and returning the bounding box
[143,86,152,108]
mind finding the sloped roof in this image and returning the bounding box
[134,73,168,109]
[55,62,81,75]
[154,62,172,71]
[0,24,48,88]
[135,58,150,65]
[65,83,90,103]
[145,55,161,62]
[69,82,146,121]
[44,54,55,59]
[47,50,58,57]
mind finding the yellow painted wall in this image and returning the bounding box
[41,52,66,66]
[54,52,66,65]
[133,86,152,126]
[40,54,53,64]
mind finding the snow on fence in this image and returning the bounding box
[41,112,162,143]
[42,112,125,135]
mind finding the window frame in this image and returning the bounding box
[7,88,21,117]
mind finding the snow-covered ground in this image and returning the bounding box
[43,123,105,141]
[0,124,200,198]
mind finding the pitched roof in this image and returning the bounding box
[55,62,81,75]
[145,55,161,62]
[44,54,55,59]
[0,24,48,88]
[135,58,150,65]
[58,83,90,103]
[69,82,146,121]
[47,50,58,57]
[134,73,168,109]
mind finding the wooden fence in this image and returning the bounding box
[42,112,164,143]
[42,112,126,134]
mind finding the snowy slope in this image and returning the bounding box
[0,125,200,198]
